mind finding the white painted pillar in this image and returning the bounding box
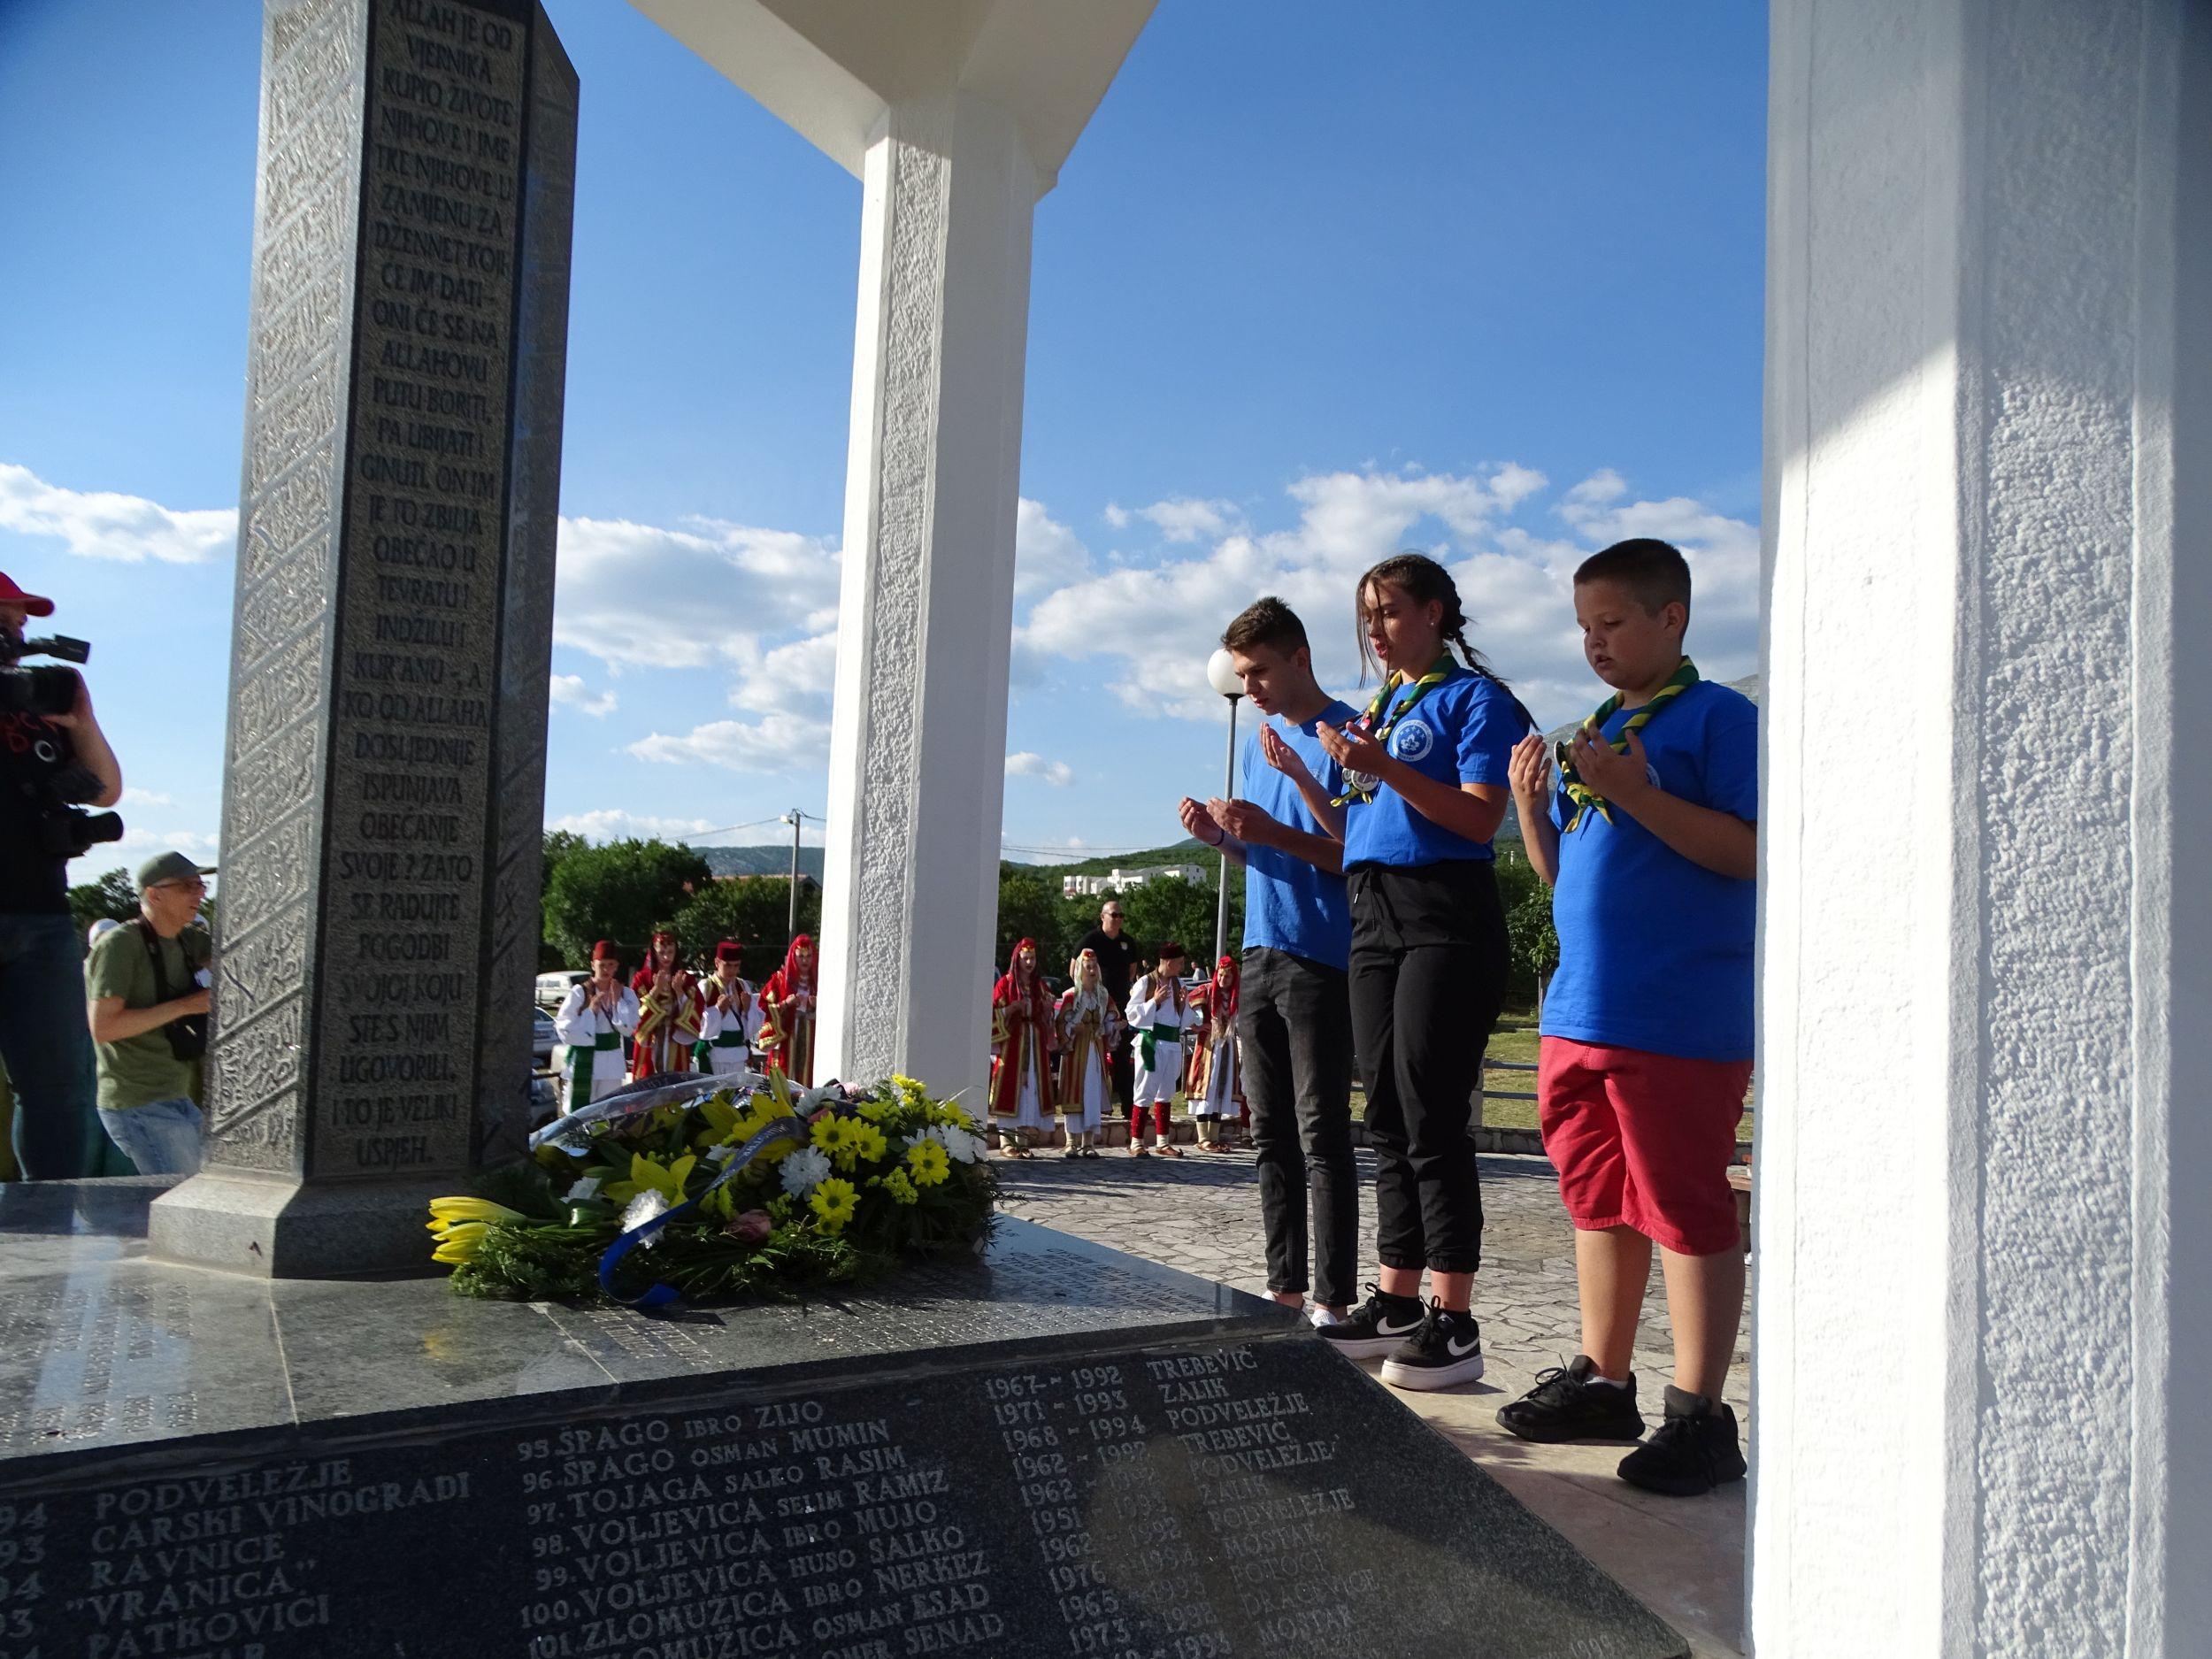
[815,94,1036,1100]
[1756,1,2209,1653]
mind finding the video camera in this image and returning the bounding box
[0,631,89,718]
[0,633,124,856]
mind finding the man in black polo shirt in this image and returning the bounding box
[0,571,124,1179]
[1075,900,1138,1118]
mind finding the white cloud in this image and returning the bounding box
[727,630,839,718]
[1015,463,1756,728]
[553,514,840,670]
[548,673,617,717]
[116,826,219,856]
[547,808,720,842]
[627,711,833,775]
[1014,498,1092,598]
[1133,496,1240,543]
[1005,752,1073,787]
[0,462,234,564]
[119,787,174,807]
[1102,503,1131,529]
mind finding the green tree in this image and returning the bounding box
[541,839,710,966]
[67,868,138,941]
[995,867,1065,972]
[541,828,587,894]
[1494,850,1557,1009]
[1116,873,1225,969]
[670,877,820,984]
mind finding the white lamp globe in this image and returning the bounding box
[1206,648,1243,699]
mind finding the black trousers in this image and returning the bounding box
[1239,946,1356,1307]
[1348,861,1509,1276]
[1108,1033,1134,1114]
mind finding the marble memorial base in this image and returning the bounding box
[0,1179,1686,1659]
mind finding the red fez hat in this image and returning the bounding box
[591,940,617,962]
[715,940,742,962]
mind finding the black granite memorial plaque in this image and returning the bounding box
[152,0,575,1273]
[3,1189,1686,1659]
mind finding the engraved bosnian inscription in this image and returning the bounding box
[311,0,527,1179]
[0,1336,1654,1658]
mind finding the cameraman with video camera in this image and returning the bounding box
[1,571,124,1179]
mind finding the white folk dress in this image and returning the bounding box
[1125,974,1188,1107]
[695,976,757,1078]
[1056,987,1116,1136]
[555,983,640,1111]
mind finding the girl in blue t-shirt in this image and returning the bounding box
[1294,553,1529,1390]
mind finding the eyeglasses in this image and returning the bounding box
[1102,910,1124,918]
[153,879,207,896]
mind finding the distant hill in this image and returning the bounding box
[700,844,825,881]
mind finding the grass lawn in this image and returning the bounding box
[1349,1009,1755,1141]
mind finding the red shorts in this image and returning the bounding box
[1538,1037,1751,1257]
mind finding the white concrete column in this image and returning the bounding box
[1756,1,2209,1653]
[815,93,1036,1100]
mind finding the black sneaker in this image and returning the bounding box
[1313,1285,1426,1360]
[1379,1301,1486,1390]
[1494,1356,1646,1443]
[1616,1386,1746,1496]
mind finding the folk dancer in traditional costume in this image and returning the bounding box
[758,933,818,1085]
[694,940,758,1079]
[1054,949,1118,1160]
[1124,941,1191,1158]
[1185,953,1245,1150]
[628,927,702,1080]
[556,941,640,1112]
[989,938,1056,1157]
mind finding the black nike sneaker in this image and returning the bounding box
[1494,1356,1647,1443]
[1313,1284,1426,1360]
[1379,1301,1486,1390]
[1616,1386,1746,1496]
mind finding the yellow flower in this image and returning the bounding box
[810,1178,858,1234]
[810,1116,849,1156]
[848,1123,888,1164]
[430,1220,494,1264]
[905,1140,951,1187]
[879,1170,918,1206]
[603,1150,696,1206]
[426,1196,526,1229]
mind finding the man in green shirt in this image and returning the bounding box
[85,851,211,1175]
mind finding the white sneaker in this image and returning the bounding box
[1307,1306,1345,1329]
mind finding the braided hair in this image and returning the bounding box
[1354,552,1532,726]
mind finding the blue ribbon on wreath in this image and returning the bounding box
[597,1113,810,1310]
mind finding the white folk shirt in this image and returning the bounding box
[1125,973,1189,1106]
[556,982,640,1108]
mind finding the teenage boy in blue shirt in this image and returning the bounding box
[1496,537,1759,1498]
[1179,597,1359,1324]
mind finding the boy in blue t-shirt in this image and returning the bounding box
[1495,538,1758,1499]
[1178,597,1359,1320]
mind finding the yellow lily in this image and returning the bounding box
[603,1149,697,1206]
[429,1220,493,1264]
[426,1196,525,1230]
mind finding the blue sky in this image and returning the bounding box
[0,0,1765,866]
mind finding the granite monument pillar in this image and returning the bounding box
[149,0,577,1275]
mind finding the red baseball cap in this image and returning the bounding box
[0,572,54,617]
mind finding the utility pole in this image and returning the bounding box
[783,809,808,938]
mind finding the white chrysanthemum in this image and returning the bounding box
[619,1189,671,1247]
[919,1123,980,1165]
[780,1147,833,1198]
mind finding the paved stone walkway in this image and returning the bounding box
[994,1144,1749,1416]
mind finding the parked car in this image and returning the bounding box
[531,1006,557,1070]
[535,969,588,1010]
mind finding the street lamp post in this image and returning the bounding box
[1205,649,1245,972]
